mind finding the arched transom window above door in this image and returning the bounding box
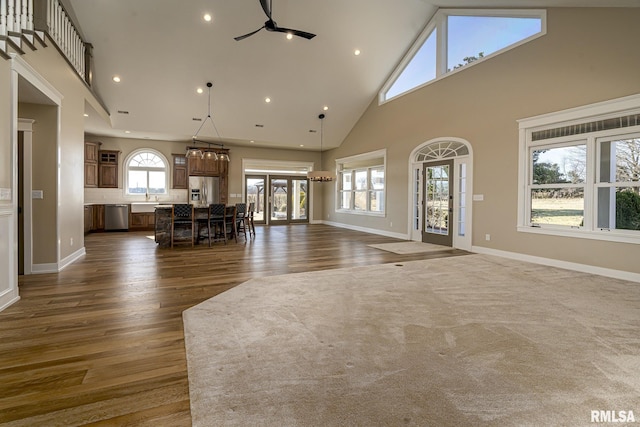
[415,140,469,162]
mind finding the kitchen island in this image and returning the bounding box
[154,204,210,247]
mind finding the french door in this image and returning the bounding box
[269,176,309,224]
[422,160,453,246]
[245,175,266,224]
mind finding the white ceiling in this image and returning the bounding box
[66,0,639,151]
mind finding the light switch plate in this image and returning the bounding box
[0,188,10,200]
[473,194,484,201]
[32,190,44,199]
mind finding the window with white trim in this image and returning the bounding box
[125,149,168,195]
[337,150,386,215]
[381,9,545,103]
[518,96,640,244]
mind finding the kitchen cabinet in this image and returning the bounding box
[84,206,92,234]
[129,212,155,231]
[187,151,227,177]
[84,142,101,188]
[99,150,119,188]
[172,154,188,189]
[92,204,105,231]
[84,204,105,232]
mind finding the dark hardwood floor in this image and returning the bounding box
[0,224,468,426]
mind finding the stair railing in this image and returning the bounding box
[0,0,93,86]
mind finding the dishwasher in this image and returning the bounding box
[104,204,129,231]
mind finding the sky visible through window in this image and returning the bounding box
[448,16,541,70]
[385,14,542,101]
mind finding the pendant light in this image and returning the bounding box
[307,113,335,182]
[186,82,230,161]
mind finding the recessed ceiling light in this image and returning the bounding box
[265,97,271,103]
[197,87,203,94]
[300,144,304,147]
[203,13,212,22]
[125,130,131,134]
[83,113,89,117]
[286,33,293,40]
[250,140,255,143]
[354,49,361,56]
[323,106,329,111]
[112,76,121,83]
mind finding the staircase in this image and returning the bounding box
[1,0,92,86]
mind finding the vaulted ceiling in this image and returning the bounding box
[68,0,639,151]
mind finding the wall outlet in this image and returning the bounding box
[390,222,393,227]
[485,234,491,241]
[70,237,74,246]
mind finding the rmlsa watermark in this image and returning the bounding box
[591,410,636,423]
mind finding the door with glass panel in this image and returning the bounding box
[269,176,309,224]
[245,175,266,224]
[423,160,453,246]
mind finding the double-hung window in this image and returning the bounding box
[518,95,640,244]
[337,150,386,215]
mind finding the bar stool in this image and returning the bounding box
[171,204,194,248]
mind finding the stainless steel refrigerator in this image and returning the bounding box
[189,176,220,205]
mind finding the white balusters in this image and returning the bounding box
[20,0,26,31]
[7,0,13,32]
[14,0,20,32]
[27,0,31,31]
[0,0,88,81]
[1,0,7,35]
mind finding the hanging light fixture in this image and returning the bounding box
[307,113,335,182]
[186,82,230,161]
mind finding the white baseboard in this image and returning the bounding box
[0,289,20,312]
[32,247,86,274]
[321,220,408,240]
[59,247,86,271]
[472,246,640,283]
[31,262,60,274]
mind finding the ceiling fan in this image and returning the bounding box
[234,0,316,41]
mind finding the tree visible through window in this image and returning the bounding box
[381,9,545,102]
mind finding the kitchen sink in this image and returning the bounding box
[130,202,159,213]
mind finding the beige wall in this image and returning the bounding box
[19,44,108,262]
[18,103,58,264]
[0,62,11,190]
[84,136,322,217]
[326,8,640,273]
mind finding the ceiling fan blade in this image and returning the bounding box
[273,26,316,40]
[234,26,265,41]
[259,0,272,19]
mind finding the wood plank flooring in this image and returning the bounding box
[0,224,468,426]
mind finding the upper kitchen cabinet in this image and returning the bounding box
[187,149,229,177]
[84,141,101,188]
[98,150,119,188]
[172,154,188,189]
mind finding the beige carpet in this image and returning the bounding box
[368,241,453,254]
[183,254,640,426]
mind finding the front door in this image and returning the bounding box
[269,176,309,224]
[422,160,453,246]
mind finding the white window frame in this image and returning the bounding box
[518,94,640,245]
[336,149,387,217]
[380,8,546,104]
[123,148,169,196]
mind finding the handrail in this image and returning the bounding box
[0,0,92,86]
